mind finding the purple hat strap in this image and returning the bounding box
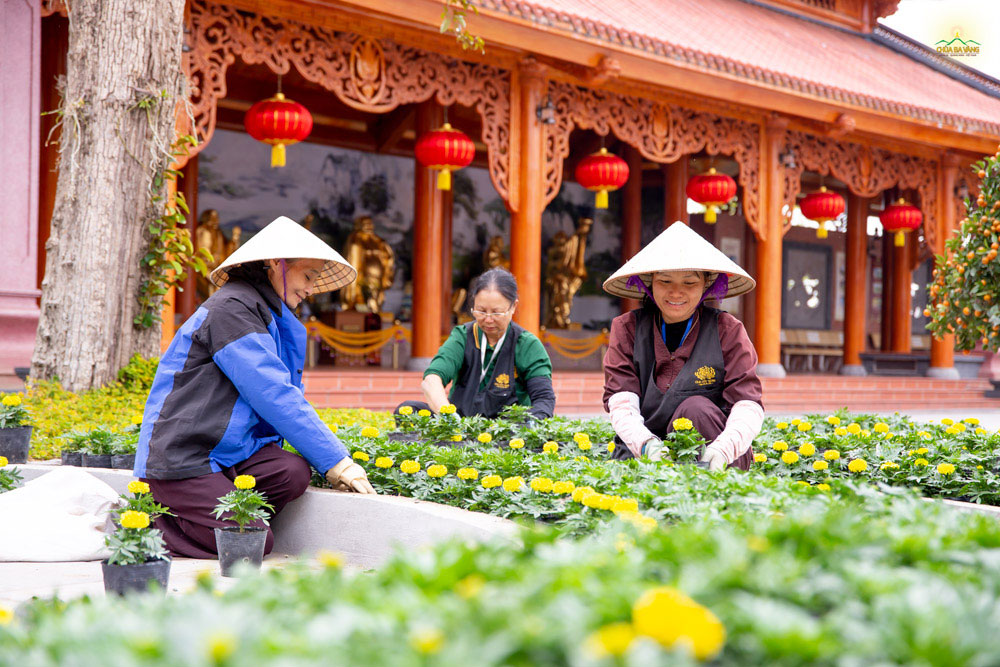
[625,275,653,300]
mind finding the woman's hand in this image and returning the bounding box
[325,458,377,494]
[420,374,450,414]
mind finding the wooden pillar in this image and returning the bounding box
[880,233,893,351]
[620,145,643,313]
[841,193,869,375]
[176,157,199,322]
[39,15,69,294]
[752,117,787,377]
[889,232,912,353]
[663,158,688,227]
[509,58,547,334]
[928,154,959,377]
[441,188,454,332]
[408,100,445,369]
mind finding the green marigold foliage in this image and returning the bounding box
[928,151,1000,351]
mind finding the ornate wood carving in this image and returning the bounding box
[783,131,939,250]
[41,0,67,17]
[545,81,762,233]
[184,0,511,204]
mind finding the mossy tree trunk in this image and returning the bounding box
[31,0,186,391]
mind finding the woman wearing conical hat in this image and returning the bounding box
[134,216,376,559]
[602,222,764,471]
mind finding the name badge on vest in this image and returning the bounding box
[694,365,718,387]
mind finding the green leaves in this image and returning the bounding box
[213,489,274,532]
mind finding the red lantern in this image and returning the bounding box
[880,198,922,247]
[244,92,313,168]
[574,147,629,209]
[414,123,475,190]
[799,186,845,239]
[686,168,737,223]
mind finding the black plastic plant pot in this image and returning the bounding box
[101,557,171,596]
[214,526,267,577]
[82,453,113,468]
[432,439,473,448]
[112,454,136,470]
[60,450,83,466]
[0,426,31,464]
[385,431,421,444]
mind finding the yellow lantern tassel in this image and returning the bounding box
[595,189,609,209]
[271,143,286,168]
[816,222,828,239]
[704,206,717,223]
[437,169,452,190]
[894,231,905,247]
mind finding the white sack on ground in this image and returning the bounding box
[0,467,119,561]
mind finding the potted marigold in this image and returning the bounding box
[0,456,23,493]
[102,480,172,596]
[0,393,31,464]
[213,474,273,577]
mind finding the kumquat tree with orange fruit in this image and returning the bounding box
[927,148,1000,351]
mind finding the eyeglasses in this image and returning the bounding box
[470,305,514,319]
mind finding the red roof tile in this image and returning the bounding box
[483,0,1000,136]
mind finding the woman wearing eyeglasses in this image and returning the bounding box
[398,267,556,419]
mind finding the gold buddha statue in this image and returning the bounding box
[339,216,395,313]
[543,217,592,329]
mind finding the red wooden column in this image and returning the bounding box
[889,231,912,353]
[928,154,959,377]
[752,117,787,377]
[620,145,642,313]
[441,188,454,332]
[663,158,688,227]
[841,193,869,375]
[509,58,547,334]
[408,100,445,370]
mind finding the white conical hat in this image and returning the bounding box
[603,221,755,299]
[210,216,357,292]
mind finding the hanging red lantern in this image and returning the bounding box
[574,147,629,209]
[686,168,737,223]
[880,198,922,247]
[414,122,475,190]
[799,186,845,239]
[244,92,313,168]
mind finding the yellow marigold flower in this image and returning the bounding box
[754,452,767,463]
[964,417,980,425]
[360,426,380,438]
[1,394,22,407]
[477,432,493,444]
[941,418,954,426]
[861,429,871,437]
[914,458,930,467]
[457,467,478,480]
[791,418,801,425]
[206,632,236,663]
[847,423,861,435]
[771,441,788,452]
[873,422,889,433]
[398,405,414,416]
[120,510,150,530]
[502,476,524,492]
[317,549,343,569]
[937,463,956,475]
[917,430,932,438]
[954,423,967,433]
[509,438,525,449]
[824,450,840,461]
[0,605,12,626]
[916,447,929,455]
[0,457,6,468]
[816,483,831,491]
[127,481,150,495]
[631,587,726,660]
[234,474,255,490]
[607,441,615,453]
[543,441,558,454]
[328,422,338,434]
[409,628,444,655]
[813,460,828,471]
[439,404,457,415]
[131,414,144,425]
[834,426,848,436]
[530,477,554,493]
[848,459,868,473]
[400,460,420,474]
[352,451,370,462]
[826,415,841,426]
[976,427,987,435]
[798,442,816,457]
[481,474,502,489]
[584,622,636,658]
[573,432,592,444]
[797,422,813,432]
[455,574,485,599]
[426,464,448,478]
[552,480,575,494]
[794,480,810,487]
[945,426,960,435]
[612,497,639,514]
[418,409,431,418]
[781,451,799,465]
[880,461,899,470]
[451,434,463,442]
[775,422,789,430]
[572,486,595,503]
[978,465,984,470]
[375,456,393,469]
[583,493,604,509]
[578,440,592,451]
[672,417,694,432]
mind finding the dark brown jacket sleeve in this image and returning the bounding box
[717,311,763,409]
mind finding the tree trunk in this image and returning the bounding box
[31,0,186,391]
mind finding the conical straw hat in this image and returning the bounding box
[210,216,357,293]
[603,221,755,299]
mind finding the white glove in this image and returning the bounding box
[706,401,765,465]
[325,458,377,494]
[700,447,727,471]
[608,392,656,459]
[641,437,665,462]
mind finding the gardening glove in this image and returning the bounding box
[700,447,728,471]
[705,401,766,465]
[641,437,665,462]
[326,458,377,494]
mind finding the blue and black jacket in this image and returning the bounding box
[135,279,348,480]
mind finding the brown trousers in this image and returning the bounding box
[145,444,312,559]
